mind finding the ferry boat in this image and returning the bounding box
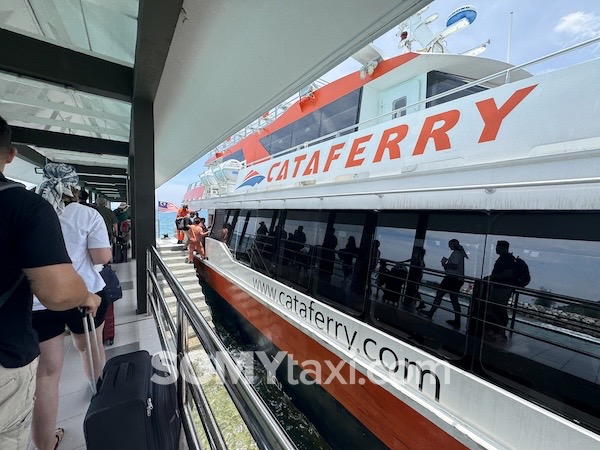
[182,7,600,449]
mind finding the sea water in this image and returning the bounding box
[157,211,177,238]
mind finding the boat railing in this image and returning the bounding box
[146,246,297,450]
[205,79,329,161]
[369,260,600,350]
[242,35,600,172]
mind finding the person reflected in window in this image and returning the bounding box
[420,239,467,328]
[402,247,427,309]
[484,240,516,342]
[338,236,358,281]
[319,226,338,283]
[291,225,307,266]
[221,223,232,245]
[366,239,381,297]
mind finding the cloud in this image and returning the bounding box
[554,11,600,39]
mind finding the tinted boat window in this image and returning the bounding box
[244,210,277,276]
[320,90,361,136]
[478,213,600,431]
[371,211,487,360]
[426,71,487,108]
[292,111,322,147]
[232,210,252,262]
[269,125,294,156]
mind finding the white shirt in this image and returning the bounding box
[33,202,111,311]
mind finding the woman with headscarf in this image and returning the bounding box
[31,163,112,450]
[420,239,468,328]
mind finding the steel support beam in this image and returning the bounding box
[131,98,154,314]
[13,144,46,167]
[79,175,127,185]
[0,29,133,102]
[64,164,128,176]
[11,127,129,156]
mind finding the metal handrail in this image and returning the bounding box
[146,265,224,450]
[147,246,298,450]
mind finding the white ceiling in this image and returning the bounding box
[0,0,135,186]
[154,0,432,187]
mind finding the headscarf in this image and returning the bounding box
[38,163,79,214]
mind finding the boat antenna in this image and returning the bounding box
[507,11,513,63]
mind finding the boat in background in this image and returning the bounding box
[183,6,600,449]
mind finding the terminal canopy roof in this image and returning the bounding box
[0,0,432,198]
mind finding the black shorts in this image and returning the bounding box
[32,291,109,343]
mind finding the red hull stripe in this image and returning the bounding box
[203,266,467,449]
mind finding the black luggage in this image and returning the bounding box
[113,237,127,263]
[84,350,180,449]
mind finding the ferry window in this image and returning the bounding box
[313,211,370,314]
[231,210,251,261]
[259,133,272,154]
[426,71,487,108]
[391,97,407,118]
[244,210,277,276]
[478,212,600,431]
[223,149,244,162]
[371,211,487,360]
[269,125,294,156]
[320,89,361,137]
[271,210,326,289]
[291,111,321,147]
[370,212,420,344]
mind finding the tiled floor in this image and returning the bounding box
[27,257,163,450]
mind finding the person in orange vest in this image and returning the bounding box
[175,204,189,243]
[186,217,209,263]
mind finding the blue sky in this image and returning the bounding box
[155,0,600,206]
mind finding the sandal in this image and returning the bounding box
[54,428,64,450]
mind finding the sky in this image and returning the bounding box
[154,0,600,206]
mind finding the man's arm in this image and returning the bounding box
[24,263,89,311]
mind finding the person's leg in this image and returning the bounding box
[422,278,448,317]
[31,334,65,450]
[0,358,38,449]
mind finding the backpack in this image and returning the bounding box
[99,264,122,303]
[512,256,531,288]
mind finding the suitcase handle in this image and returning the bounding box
[116,361,130,386]
[81,309,101,395]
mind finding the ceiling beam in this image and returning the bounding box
[67,164,128,176]
[3,111,130,138]
[11,126,129,156]
[0,88,130,124]
[134,0,184,101]
[13,144,46,167]
[0,29,133,102]
[79,176,127,185]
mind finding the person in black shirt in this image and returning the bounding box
[485,240,516,341]
[0,116,98,448]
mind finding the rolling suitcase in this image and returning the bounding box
[84,350,181,450]
[113,238,128,263]
[102,303,115,345]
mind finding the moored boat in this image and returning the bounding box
[183,7,600,449]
